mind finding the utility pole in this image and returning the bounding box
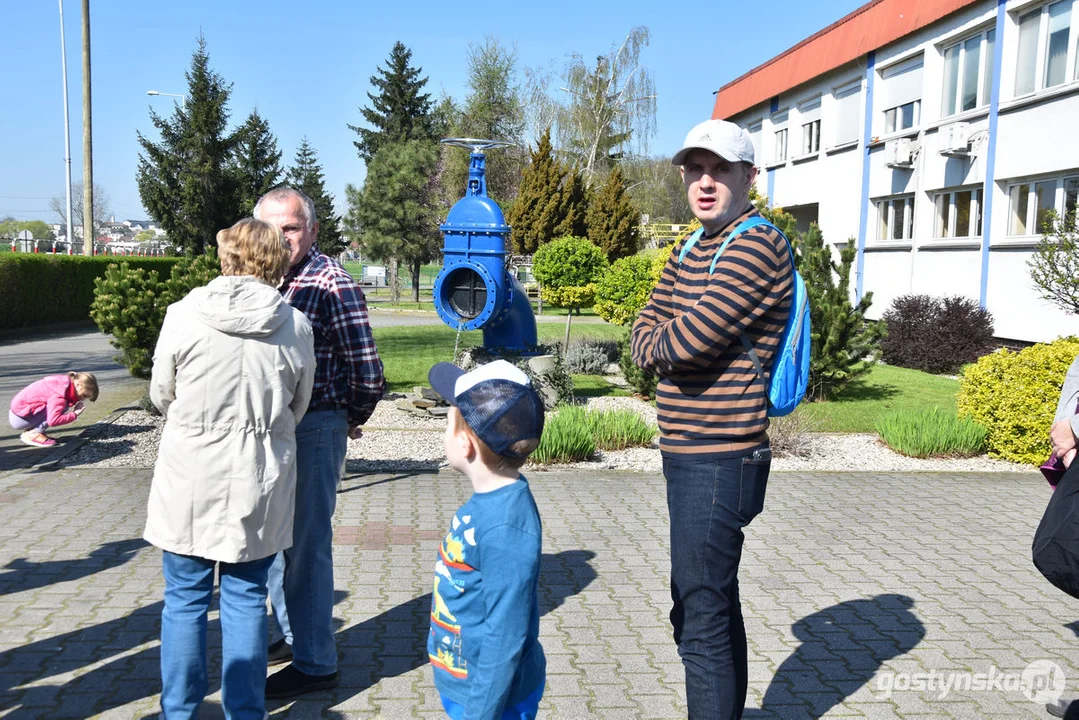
[58,0,74,252]
[81,0,93,255]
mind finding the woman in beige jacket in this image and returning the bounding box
[145,218,315,720]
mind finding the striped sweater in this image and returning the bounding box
[631,206,793,458]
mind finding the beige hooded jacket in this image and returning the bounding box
[144,275,315,563]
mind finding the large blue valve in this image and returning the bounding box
[432,138,538,352]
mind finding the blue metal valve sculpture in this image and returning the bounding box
[433,138,538,352]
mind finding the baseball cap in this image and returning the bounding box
[671,119,755,167]
[428,359,545,459]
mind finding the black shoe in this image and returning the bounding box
[265,664,338,699]
[1048,698,1077,718]
[267,638,292,667]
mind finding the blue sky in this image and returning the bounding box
[0,0,864,224]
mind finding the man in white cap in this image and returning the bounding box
[630,119,795,718]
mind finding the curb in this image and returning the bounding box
[31,405,137,472]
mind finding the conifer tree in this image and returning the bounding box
[233,109,283,216]
[349,42,436,164]
[586,165,640,260]
[137,37,241,254]
[795,224,885,400]
[505,129,568,254]
[287,138,345,258]
[554,166,589,239]
[344,140,442,303]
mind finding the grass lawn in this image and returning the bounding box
[373,323,624,394]
[795,364,960,433]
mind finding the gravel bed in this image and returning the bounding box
[60,396,1032,474]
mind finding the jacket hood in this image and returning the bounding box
[192,275,292,337]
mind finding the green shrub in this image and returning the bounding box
[876,407,988,458]
[593,248,668,326]
[90,251,220,379]
[957,337,1079,464]
[532,405,595,464]
[565,342,612,375]
[583,408,656,450]
[618,328,658,399]
[0,254,179,330]
[533,236,608,311]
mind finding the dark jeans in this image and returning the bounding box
[663,450,770,720]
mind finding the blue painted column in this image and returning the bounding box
[766,97,779,206]
[855,51,876,302]
[979,0,1007,308]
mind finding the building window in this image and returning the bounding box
[941,29,996,116]
[771,110,789,164]
[1008,174,1079,235]
[933,188,984,238]
[879,55,924,135]
[747,122,763,166]
[832,82,862,146]
[876,195,915,241]
[1015,0,1077,96]
[797,97,821,156]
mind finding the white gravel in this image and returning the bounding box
[60,395,1033,474]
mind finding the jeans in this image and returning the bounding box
[268,409,348,675]
[663,450,770,720]
[160,551,274,720]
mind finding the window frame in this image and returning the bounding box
[771,109,789,165]
[875,194,916,242]
[1006,173,1079,236]
[941,27,996,117]
[1013,0,1079,97]
[932,187,985,238]
[884,100,921,134]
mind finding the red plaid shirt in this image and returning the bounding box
[281,248,385,426]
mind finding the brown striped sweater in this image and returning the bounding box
[631,206,794,458]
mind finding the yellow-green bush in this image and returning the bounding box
[957,337,1079,464]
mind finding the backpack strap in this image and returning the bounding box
[677,228,704,263]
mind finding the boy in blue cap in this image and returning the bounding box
[426,359,547,720]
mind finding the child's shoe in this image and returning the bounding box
[20,432,56,448]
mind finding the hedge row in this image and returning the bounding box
[0,254,181,330]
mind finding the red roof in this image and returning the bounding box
[712,0,983,119]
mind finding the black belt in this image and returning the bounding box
[309,401,344,413]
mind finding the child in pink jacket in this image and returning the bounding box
[9,372,98,447]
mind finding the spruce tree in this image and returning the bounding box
[505,129,569,254]
[344,140,442,303]
[586,165,640,260]
[349,42,436,164]
[233,109,283,216]
[287,138,345,258]
[137,37,241,254]
[554,166,589,239]
[795,224,885,400]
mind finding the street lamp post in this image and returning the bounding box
[146,90,186,108]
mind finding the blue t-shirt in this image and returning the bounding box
[427,477,546,720]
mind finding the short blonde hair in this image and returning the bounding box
[216,218,290,284]
[70,371,98,401]
[450,406,537,472]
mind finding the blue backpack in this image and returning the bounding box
[677,216,811,417]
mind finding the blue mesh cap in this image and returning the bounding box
[428,359,545,459]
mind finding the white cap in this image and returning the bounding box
[672,119,755,167]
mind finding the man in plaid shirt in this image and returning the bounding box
[255,187,386,698]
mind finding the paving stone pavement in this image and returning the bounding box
[0,463,1071,719]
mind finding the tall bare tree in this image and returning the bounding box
[50,182,111,238]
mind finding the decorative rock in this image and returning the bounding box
[415,386,442,402]
[412,398,436,409]
[396,399,418,413]
[428,406,449,418]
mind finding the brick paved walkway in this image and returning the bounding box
[0,463,1069,718]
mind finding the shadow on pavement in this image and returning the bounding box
[1,551,596,717]
[312,549,598,718]
[744,594,925,719]
[0,538,147,596]
[337,469,439,495]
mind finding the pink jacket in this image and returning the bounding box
[10,375,80,428]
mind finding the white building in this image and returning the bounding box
[714,0,1079,343]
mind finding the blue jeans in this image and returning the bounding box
[160,551,274,720]
[268,409,348,675]
[663,450,770,720]
[440,684,544,720]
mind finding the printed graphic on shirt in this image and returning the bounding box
[428,512,477,680]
